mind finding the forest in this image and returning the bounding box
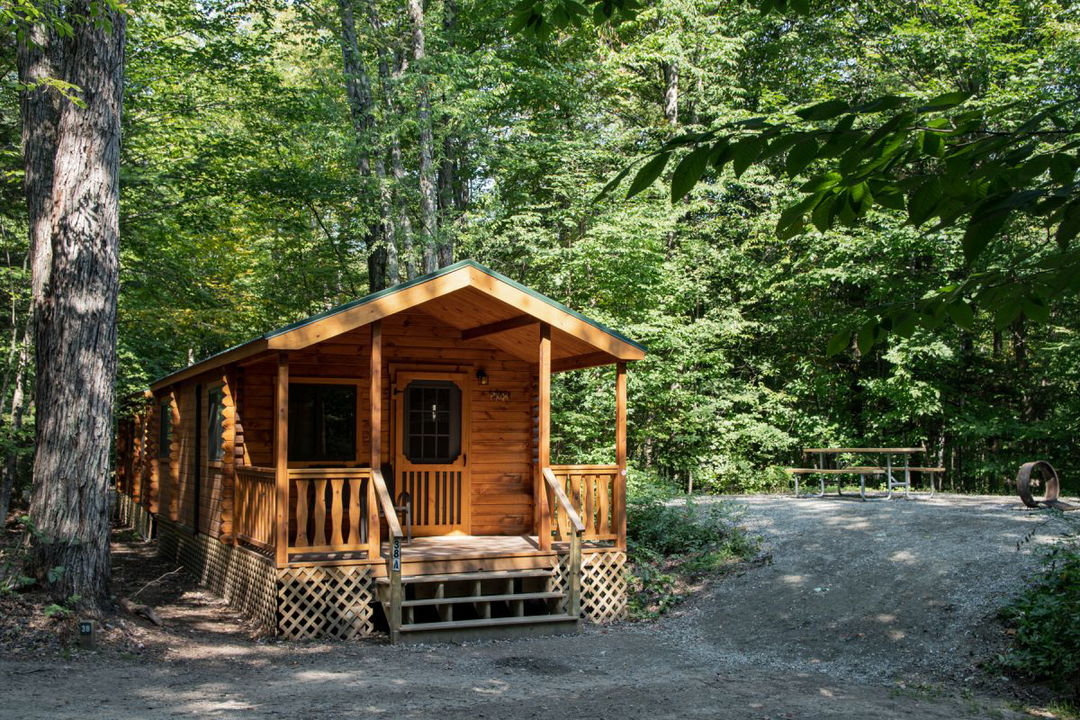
[1,0,1078,530]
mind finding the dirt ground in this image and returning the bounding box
[0,494,1074,719]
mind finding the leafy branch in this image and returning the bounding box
[602,92,1080,354]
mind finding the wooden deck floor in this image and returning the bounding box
[382,535,546,561]
[286,534,615,569]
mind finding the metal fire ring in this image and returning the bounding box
[1016,461,1061,508]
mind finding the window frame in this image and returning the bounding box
[206,384,225,464]
[287,377,363,467]
[157,397,172,459]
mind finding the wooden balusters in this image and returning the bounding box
[284,468,373,555]
[548,464,621,543]
[330,478,345,546]
[235,465,276,552]
[294,479,310,547]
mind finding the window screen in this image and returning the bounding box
[207,387,225,462]
[288,383,357,462]
[404,380,461,464]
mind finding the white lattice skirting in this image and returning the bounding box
[552,550,628,623]
[277,565,376,640]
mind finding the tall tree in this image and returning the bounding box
[337,0,390,290]
[407,0,439,272]
[18,0,126,608]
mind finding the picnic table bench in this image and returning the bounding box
[785,447,945,500]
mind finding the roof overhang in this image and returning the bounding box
[150,260,646,392]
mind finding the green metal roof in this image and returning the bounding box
[150,259,645,388]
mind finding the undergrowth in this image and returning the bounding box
[626,497,760,619]
[997,513,1080,700]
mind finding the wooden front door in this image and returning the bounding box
[394,370,471,536]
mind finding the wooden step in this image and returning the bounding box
[376,568,554,585]
[394,614,579,644]
[399,613,576,633]
[402,591,563,608]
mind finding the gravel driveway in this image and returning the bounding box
[0,494,1072,719]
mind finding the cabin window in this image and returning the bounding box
[404,380,461,464]
[158,400,171,459]
[288,383,357,463]
[207,386,225,462]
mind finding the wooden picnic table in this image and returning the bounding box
[785,447,944,500]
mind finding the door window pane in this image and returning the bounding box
[404,380,461,464]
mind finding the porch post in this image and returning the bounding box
[368,320,384,551]
[615,362,627,550]
[370,320,382,471]
[537,323,552,550]
[274,351,289,568]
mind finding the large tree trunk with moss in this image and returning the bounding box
[19,2,125,609]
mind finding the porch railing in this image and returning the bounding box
[235,465,276,552]
[547,464,622,544]
[287,468,375,555]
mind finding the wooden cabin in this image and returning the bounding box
[114,260,644,641]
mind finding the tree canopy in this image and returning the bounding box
[2,0,1078,508]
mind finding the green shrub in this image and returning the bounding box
[628,497,751,556]
[998,539,1080,698]
[626,497,758,619]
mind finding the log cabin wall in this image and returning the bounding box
[143,399,160,514]
[155,392,178,521]
[238,308,536,536]
[146,371,237,540]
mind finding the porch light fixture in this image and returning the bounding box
[476,368,489,386]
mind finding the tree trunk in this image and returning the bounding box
[337,0,389,292]
[389,50,416,280]
[365,0,412,283]
[20,2,126,609]
[435,0,458,268]
[661,60,678,125]
[407,0,438,273]
[17,7,60,310]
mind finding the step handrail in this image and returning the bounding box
[372,468,404,642]
[542,467,585,536]
[372,467,403,539]
[543,467,584,619]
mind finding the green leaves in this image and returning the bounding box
[962,207,1011,262]
[945,301,974,330]
[796,99,850,121]
[731,137,762,178]
[626,153,670,199]
[786,139,818,175]
[509,0,641,39]
[670,145,712,203]
[918,90,973,111]
[826,329,851,357]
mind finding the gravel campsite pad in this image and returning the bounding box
[1,494,1074,719]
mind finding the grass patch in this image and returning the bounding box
[626,497,760,619]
